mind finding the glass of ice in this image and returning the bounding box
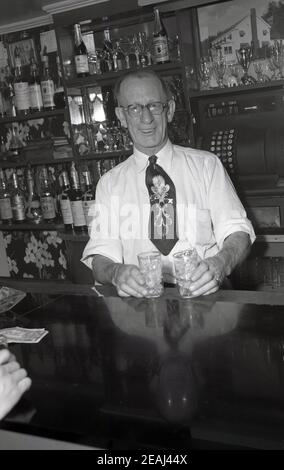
[173,248,201,298]
[137,251,163,298]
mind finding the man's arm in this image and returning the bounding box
[92,255,148,298]
[189,231,251,296]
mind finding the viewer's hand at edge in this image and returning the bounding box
[112,263,148,298]
[0,349,32,420]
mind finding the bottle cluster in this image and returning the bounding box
[0,163,96,233]
[71,9,179,78]
[0,52,64,118]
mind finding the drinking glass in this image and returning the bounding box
[173,248,201,298]
[138,251,164,298]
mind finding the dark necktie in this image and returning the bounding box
[145,155,178,255]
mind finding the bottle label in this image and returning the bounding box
[83,199,95,226]
[14,82,30,111]
[29,84,43,110]
[11,195,25,220]
[75,55,89,74]
[71,200,86,226]
[30,200,40,209]
[41,80,55,108]
[40,196,56,219]
[0,198,12,220]
[153,37,169,63]
[60,199,73,225]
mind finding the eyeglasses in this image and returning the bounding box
[120,101,168,118]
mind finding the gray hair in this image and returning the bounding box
[114,69,173,105]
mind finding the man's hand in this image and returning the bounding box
[187,256,225,297]
[187,232,251,297]
[0,349,32,420]
[112,264,148,298]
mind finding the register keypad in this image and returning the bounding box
[209,129,236,175]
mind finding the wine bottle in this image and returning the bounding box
[10,171,25,223]
[54,55,65,109]
[25,166,42,223]
[14,53,30,115]
[40,166,56,222]
[0,169,12,224]
[29,58,43,112]
[82,168,95,227]
[69,162,87,233]
[74,23,89,77]
[40,54,55,110]
[153,8,169,64]
[59,170,73,231]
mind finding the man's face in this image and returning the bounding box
[115,75,175,156]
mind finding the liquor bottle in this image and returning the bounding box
[82,168,96,227]
[8,125,23,158]
[74,23,89,77]
[25,166,42,223]
[0,136,6,155]
[59,170,73,231]
[54,55,65,109]
[40,166,56,222]
[29,58,43,112]
[4,66,16,117]
[101,28,113,72]
[40,54,55,110]
[10,171,25,223]
[69,162,87,233]
[14,53,30,115]
[0,169,12,224]
[153,8,169,64]
[0,76,5,117]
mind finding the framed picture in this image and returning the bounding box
[8,38,37,67]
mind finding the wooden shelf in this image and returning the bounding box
[65,61,183,88]
[0,108,66,126]
[59,230,89,242]
[0,157,74,169]
[0,221,65,231]
[189,80,284,99]
[79,149,132,161]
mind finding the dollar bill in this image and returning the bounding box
[0,327,48,344]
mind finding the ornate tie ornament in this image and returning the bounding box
[145,155,178,255]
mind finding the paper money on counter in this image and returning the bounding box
[0,327,48,344]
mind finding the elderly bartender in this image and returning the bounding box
[82,70,255,298]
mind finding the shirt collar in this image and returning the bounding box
[133,139,174,173]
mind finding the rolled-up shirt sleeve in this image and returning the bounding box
[81,174,123,270]
[205,155,256,248]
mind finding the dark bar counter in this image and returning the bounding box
[1,282,284,450]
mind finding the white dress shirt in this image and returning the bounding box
[81,140,255,282]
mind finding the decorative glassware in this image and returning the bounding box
[131,34,141,67]
[227,64,241,87]
[212,54,227,88]
[198,57,212,90]
[268,41,284,80]
[118,36,132,69]
[236,46,257,85]
[135,32,152,67]
[253,61,270,83]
